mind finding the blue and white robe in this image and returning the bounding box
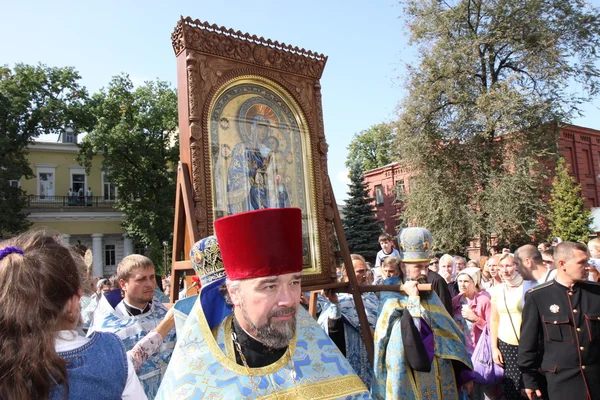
[318,292,379,389]
[372,277,473,400]
[155,278,369,399]
[87,294,176,399]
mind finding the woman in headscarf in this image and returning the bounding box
[439,253,459,297]
[452,266,492,400]
[451,267,491,356]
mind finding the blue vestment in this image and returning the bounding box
[318,292,379,389]
[87,294,176,399]
[372,277,473,399]
[156,279,369,399]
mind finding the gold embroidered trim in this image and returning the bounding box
[433,328,461,344]
[196,304,297,375]
[434,357,443,399]
[259,375,367,400]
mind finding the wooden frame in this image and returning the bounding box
[171,17,337,287]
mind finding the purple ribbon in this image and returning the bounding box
[0,246,24,261]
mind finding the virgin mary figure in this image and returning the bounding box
[226,115,270,214]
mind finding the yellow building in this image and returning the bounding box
[17,134,133,278]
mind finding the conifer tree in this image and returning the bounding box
[548,158,592,242]
[342,164,383,263]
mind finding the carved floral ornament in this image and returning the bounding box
[172,17,328,79]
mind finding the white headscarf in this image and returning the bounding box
[456,267,482,289]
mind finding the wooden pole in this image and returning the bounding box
[327,177,375,365]
[308,291,319,318]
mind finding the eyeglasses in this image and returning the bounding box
[429,261,439,266]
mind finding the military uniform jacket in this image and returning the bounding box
[518,279,600,400]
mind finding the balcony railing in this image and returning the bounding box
[26,195,117,209]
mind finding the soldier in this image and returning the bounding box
[518,241,600,400]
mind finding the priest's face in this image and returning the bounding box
[229,271,302,349]
[120,266,155,309]
[405,262,427,280]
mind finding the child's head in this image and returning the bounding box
[378,233,393,252]
[266,136,280,152]
[588,238,600,259]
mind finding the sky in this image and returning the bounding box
[1,0,599,202]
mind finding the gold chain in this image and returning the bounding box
[231,329,263,395]
[231,323,301,399]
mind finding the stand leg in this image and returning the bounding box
[309,291,319,318]
[327,177,374,365]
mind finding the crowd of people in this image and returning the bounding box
[1,211,600,399]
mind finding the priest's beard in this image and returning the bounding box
[240,300,297,349]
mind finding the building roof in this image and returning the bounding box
[363,162,400,175]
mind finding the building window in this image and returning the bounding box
[375,185,384,205]
[395,179,405,201]
[72,173,86,194]
[102,173,118,201]
[65,132,75,143]
[8,180,20,188]
[38,171,55,199]
[104,244,116,266]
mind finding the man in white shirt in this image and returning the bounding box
[514,244,557,288]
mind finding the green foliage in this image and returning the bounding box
[399,170,474,253]
[0,63,91,237]
[78,75,179,269]
[396,0,600,251]
[345,123,396,171]
[341,164,383,263]
[548,158,592,242]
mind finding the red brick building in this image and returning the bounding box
[363,124,600,239]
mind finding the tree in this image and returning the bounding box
[0,63,91,238]
[342,164,383,263]
[78,75,179,271]
[395,0,600,252]
[345,123,396,172]
[548,158,592,242]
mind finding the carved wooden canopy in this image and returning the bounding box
[172,17,328,79]
[171,17,337,287]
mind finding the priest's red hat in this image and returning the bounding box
[214,208,303,281]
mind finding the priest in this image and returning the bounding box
[372,227,474,399]
[156,208,369,399]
